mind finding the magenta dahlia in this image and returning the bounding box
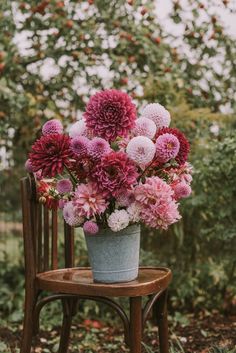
[42,119,63,135]
[56,179,73,193]
[70,136,90,158]
[88,137,111,160]
[84,89,136,142]
[155,133,180,163]
[83,221,99,235]
[92,151,138,196]
[29,134,73,177]
[155,127,190,165]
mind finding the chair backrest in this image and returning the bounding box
[20,174,75,279]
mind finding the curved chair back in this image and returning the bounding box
[20,174,74,279]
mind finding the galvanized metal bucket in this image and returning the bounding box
[84,224,140,283]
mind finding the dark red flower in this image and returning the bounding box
[84,89,136,142]
[29,134,73,177]
[92,151,138,196]
[155,127,190,165]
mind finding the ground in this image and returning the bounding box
[0,313,235,353]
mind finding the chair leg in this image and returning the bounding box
[129,296,142,353]
[155,290,169,353]
[58,298,74,353]
[20,289,37,353]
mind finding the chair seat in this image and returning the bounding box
[36,267,172,297]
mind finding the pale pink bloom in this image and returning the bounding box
[63,201,84,227]
[127,203,141,223]
[133,117,157,139]
[83,221,99,235]
[69,120,87,138]
[107,209,130,232]
[172,181,192,200]
[134,177,181,229]
[142,103,171,129]
[116,190,135,207]
[126,136,156,167]
[180,173,193,184]
[73,182,108,218]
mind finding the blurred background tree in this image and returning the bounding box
[0,0,235,317]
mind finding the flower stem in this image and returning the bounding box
[63,164,78,186]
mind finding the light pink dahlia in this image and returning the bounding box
[73,182,108,218]
[107,209,130,232]
[142,103,171,129]
[126,136,156,167]
[88,137,111,160]
[56,179,73,193]
[133,117,157,139]
[70,136,90,158]
[127,203,141,223]
[84,89,136,142]
[134,177,181,229]
[63,201,84,227]
[172,181,192,200]
[155,133,180,163]
[69,119,93,139]
[92,151,138,196]
[42,119,63,135]
[83,221,99,235]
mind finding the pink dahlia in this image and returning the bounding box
[29,134,73,177]
[73,182,108,218]
[92,151,138,196]
[88,137,111,160]
[142,103,171,129]
[134,177,181,229]
[25,159,34,173]
[133,117,157,139]
[155,127,190,165]
[42,119,63,135]
[126,136,156,167]
[63,201,84,227]
[56,179,73,193]
[116,190,135,207]
[83,221,99,235]
[70,136,90,158]
[155,133,180,163]
[69,119,93,139]
[84,89,136,142]
[172,181,192,200]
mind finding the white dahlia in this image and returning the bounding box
[133,117,157,139]
[126,136,156,167]
[107,209,130,232]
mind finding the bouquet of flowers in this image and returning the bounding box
[26,89,192,235]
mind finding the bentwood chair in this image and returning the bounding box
[20,174,172,353]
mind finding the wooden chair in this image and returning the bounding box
[20,174,172,353]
